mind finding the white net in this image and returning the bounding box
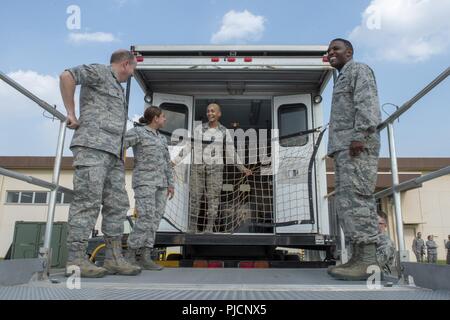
[161,127,325,234]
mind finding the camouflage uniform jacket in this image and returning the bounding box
[377,233,396,269]
[412,238,426,255]
[172,122,245,171]
[327,59,382,156]
[426,240,438,255]
[125,125,174,189]
[67,64,127,158]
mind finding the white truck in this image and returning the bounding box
[128,45,335,264]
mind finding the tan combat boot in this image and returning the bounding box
[139,248,164,271]
[327,242,361,275]
[328,243,379,281]
[124,248,140,265]
[65,247,108,278]
[103,237,141,276]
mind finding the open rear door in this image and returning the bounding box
[273,94,317,233]
[153,93,193,233]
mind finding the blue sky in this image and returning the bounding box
[0,0,449,157]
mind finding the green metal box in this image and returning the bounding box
[11,221,68,268]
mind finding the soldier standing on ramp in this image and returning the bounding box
[124,106,175,270]
[326,39,382,280]
[60,50,141,278]
[172,103,252,233]
[376,211,395,274]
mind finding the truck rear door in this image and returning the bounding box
[273,94,317,234]
[153,93,193,233]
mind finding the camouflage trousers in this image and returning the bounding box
[414,251,425,263]
[334,148,379,244]
[127,185,167,249]
[189,164,223,231]
[427,253,437,263]
[67,147,129,252]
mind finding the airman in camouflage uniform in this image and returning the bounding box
[326,39,382,280]
[377,233,395,273]
[426,235,438,263]
[376,214,395,274]
[412,232,426,262]
[172,103,252,233]
[60,50,141,278]
[124,107,174,270]
[446,235,450,265]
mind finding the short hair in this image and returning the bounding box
[377,210,388,220]
[330,38,354,54]
[207,103,221,113]
[110,49,135,64]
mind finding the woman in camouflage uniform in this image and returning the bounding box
[124,106,175,270]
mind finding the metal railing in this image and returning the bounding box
[375,67,450,261]
[0,70,68,276]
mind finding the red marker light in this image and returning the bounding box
[136,56,144,63]
[227,57,236,62]
[238,261,255,268]
[211,57,220,62]
[322,55,329,63]
[244,57,253,62]
[208,261,224,268]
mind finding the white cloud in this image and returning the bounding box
[0,70,74,156]
[68,32,119,44]
[349,0,450,62]
[0,70,62,114]
[211,10,266,44]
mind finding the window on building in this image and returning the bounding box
[63,192,73,204]
[6,192,20,204]
[20,192,33,204]
[34,192,48,204]
[56,191,63,204]
[6,191,73,205]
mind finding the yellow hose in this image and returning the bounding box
[89,243,106,262]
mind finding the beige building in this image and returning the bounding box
[327,158,450,261]
[1,156,450,261]
[0,157,135,258]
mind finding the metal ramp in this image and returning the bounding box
[1,268,450,300]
